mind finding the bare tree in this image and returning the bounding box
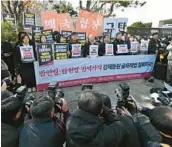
[79,0,146,17]
[1,1,43,31]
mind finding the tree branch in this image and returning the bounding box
[90,1,97,10]
[94,1,108,11]
[86,0,91,11]
[1,1,8,13]
[13,1,18,14]
[104,2,116,17]
[79,0,83,9]
[7,1,14,14]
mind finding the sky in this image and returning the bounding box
[67,0,172,26]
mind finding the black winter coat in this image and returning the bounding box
[19,118,65,147]
[148,39,161,54]
[82,42,98,57]
[112,39,127,55]
[15,43,37,87]
[66,109,141,147]
[1,122,19,147]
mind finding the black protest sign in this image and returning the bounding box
[32,26,44,43]
[42,29,54,43]
[23,13,36,28]
[61,30,72,38]
[37,43,54,66]
[77,32,86,45]
[2,13,16,26]
[54,43,68,60]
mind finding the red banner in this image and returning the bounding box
[76,9,103,37]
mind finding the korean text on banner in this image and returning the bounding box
[72,44,81,57]
[89,45,98,57]
[34,55,156,90]
[117,44,128,54]
[37,43,54,66]
[20,46,35,63]
[105,44,114,56]
[54,43,68,60]
[140,41,149,51]
[130,42,139,53]
[76,9,103,37]
[58,13,74,31]
[41,11,58,31]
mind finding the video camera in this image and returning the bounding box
[115,82,133,108]
[47,82,64,112]
[14,86,35,107]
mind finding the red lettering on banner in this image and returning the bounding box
[86,65,92,71]
[61,68,68,74]
[73,67,79,73]
[39,68,59,77]
[95,65,102,70]
[81,66,87,72]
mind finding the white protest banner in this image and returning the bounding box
[20,46,35,63]
[72,44,81,57]
[130,42,139,53]
[34,55,156,90]
[89,45,98,57]
[117,44,128,54]
[116,18,128,33]
[105,44,114,56]
[140,41,149,51]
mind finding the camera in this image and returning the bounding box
[115,82,131,108]
[47,82,64,112]
[15,86,28,101]
[23,93,35,106]
[81,84,93,91]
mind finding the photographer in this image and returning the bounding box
[1,94,24,147]
[19,96,69,147]
[66,90,141,147]
[149,106,172,146]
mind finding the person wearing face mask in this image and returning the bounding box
[82,35,98,57]
[15,34,37,92]
[98,34,111,56]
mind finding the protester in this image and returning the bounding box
[98,34,111,56]
[1,41,15,78]
[53,31,61,43]
[15,34,37,92]
[82,35,97,57]
[68,32,81,58]
[66,90,141,147]
[148,32,161,55]
[149,106,172,146]
[124,33,131,50]
[113,32,125,55]
[19,96,68,147]
[166,42,172,84]
[40,34,47,43]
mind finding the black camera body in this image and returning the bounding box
[15,86,28,101]
[115,82,130,108]
[2,77,11,86]
[48,82,64,112]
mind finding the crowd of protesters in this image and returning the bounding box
[1,30,172,92]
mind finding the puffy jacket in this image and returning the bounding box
[19,118,65,147]
[148,39,161,54]
[66,108,141,147]
[1,122,19,147]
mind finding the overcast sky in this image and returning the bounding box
[66,0,172,26]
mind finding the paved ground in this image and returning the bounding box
[37,79,164,112]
